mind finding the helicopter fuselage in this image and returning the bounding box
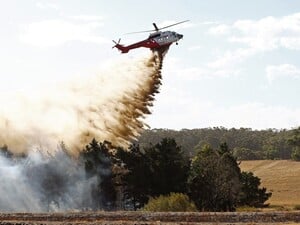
[114,31,183,53]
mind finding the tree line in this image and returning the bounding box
[80,138,271,211]
[2,126,299,211]
[138,127,300,161]
[0,137,272,211]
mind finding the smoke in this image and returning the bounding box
[0,149,95,212]
[0,50,165,155]
[0,49,167,212]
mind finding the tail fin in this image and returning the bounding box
[112,39,129,53]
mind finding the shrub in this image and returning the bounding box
[236,206,261,212]
[291,147,300,161]
[142,193,197,212]
[294,205,300,210]
[239,171,272,208]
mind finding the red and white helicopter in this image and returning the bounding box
[113,20,189,53]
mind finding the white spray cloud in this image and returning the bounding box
[0,51,164,155]
[0,50,166,212]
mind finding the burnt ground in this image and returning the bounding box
[0,211,299,225]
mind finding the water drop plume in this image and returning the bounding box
[0,49,167,155]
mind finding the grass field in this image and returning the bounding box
[240,160,300,207]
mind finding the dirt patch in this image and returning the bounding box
[0,211,299,224]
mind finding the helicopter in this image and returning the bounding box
[113,20,189,53]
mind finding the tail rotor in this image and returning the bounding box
[112,38,121,48]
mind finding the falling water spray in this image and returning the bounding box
[0,50,166,155]
[0,49,167,212]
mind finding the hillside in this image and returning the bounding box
[138,128,298,160]
[240,160,300,206]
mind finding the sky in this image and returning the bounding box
[1,0,300,130]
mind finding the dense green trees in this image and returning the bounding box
[0,136,273,212]
[239,172,272,207]
[188,144,241,211]
[115,138,189,209]
[138,127,299,160]
[144,138,189,196]
[114,144,152,209]
[288,127,300,161]
[113,138,271,211]
[187,143,271,211]
[233,147,259,160]
[80,139,116,210]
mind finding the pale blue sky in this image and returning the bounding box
[1,0,300,130]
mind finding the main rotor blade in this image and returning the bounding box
[158,20,190,30]
[124,20,190,35]
[125,29,156,35]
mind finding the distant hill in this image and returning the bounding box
[138,128,298,160]
[240,160,300,206]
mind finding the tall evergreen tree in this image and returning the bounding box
[239,171,272,207]
[188,143,241,211]
[115,144,152,209]
[116,138,189,209]
[80,139,116,210]
[145,138,189,196]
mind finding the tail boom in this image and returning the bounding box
[114,44,130,53]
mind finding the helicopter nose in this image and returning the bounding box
[178,34,183,39]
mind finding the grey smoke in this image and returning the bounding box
[0,149,95,212]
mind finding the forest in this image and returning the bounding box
[138,126,300,161]
[75,138,272,211]
[0,137,272,212]
[0,126,299,212]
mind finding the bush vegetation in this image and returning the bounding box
[138,127,300,160]
[294,205,300,210]
[1,136,273,212]
[142,193,197,212]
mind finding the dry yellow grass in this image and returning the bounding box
[240,160,300,207]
